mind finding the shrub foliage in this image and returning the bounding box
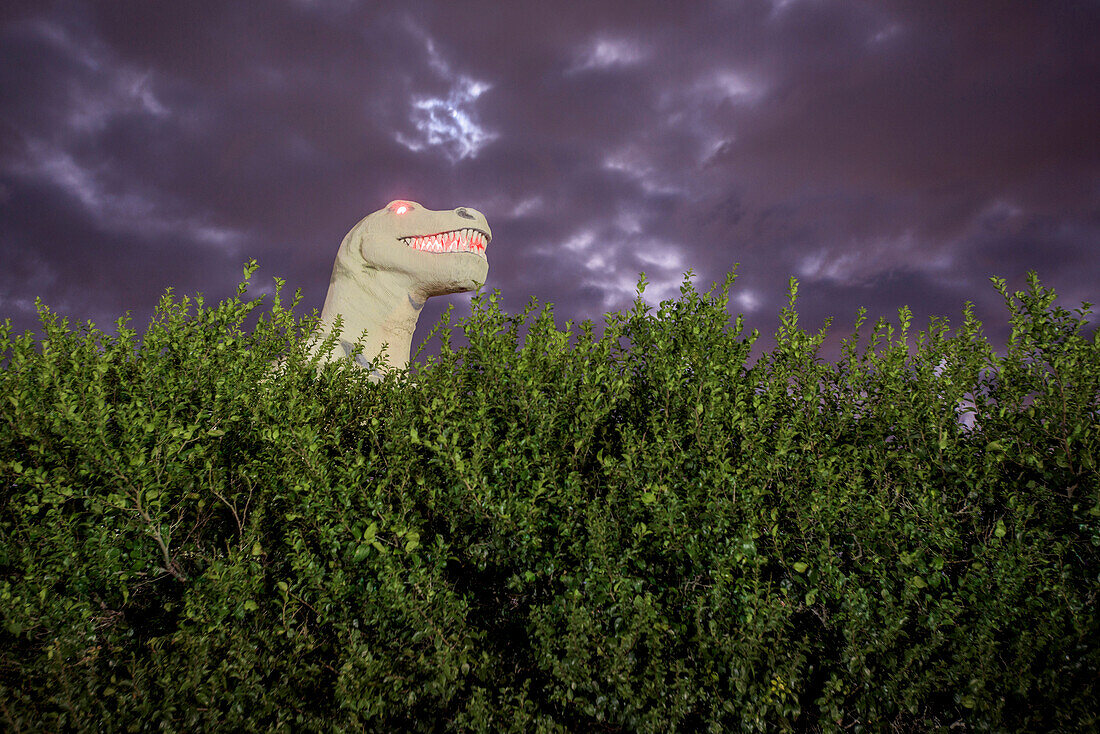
[1,261,1098,732]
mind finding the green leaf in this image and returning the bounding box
[792,562,808,573]
[911,575,928,589]
[251,541,263,556]
[641,492,656,504]
[353,543,370,563]
[994,519,1006,538]
[243,600,258,612]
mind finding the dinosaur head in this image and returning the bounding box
[320,200,492,374]
[338,199,491,297]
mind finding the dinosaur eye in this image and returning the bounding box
[389,200,415,215]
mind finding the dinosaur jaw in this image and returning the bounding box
[400,228,490,257]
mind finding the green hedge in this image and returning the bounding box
[1,262,1097,732]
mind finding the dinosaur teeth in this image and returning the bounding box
[401,228,489,255]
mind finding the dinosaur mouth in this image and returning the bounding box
[400,228,490,256]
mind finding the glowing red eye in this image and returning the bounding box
[389,201,414,214]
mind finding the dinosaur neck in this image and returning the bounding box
[318,266,425,375]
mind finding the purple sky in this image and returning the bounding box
[2,1,1098,361]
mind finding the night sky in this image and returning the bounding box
[2,1,1098,362]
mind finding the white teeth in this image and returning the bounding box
[402,229,488,254]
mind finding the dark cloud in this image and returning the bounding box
[1,0,1097,362]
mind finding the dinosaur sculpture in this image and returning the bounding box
[316,200,491,377]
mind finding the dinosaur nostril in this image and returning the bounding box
[455,207,475,220]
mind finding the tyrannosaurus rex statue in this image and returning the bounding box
[315,200,491,376]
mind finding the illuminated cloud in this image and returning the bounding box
[562,229,597,253]
[554,222,687,309]
[869,23,903,46]
[603,146,684,196]
[794,229,955,287]
[10,140,242,250]
[0,18,239,251]
[394,34,497,162]
[734,290,762,314]
[570,37,647,72]
[509,196,543,217]
[636,246,684,271]
[769,0,811,18]
[23,19,169,133]
[696,69,762,102]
